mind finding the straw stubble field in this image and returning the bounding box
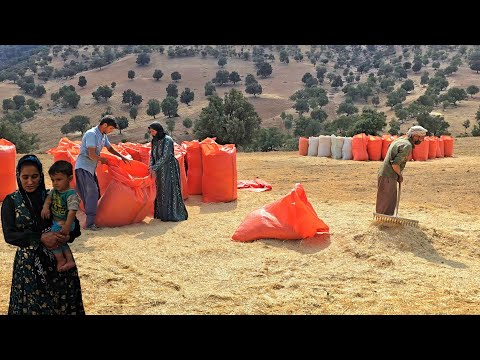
[1,137,479,314]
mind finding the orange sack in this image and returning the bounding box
[412,139,429,161]
[46,137,81,190]
[95,160,155,227]
[352,133,369,161]
[0,139,17,201]
[366,135,382,161]
[201,142,237,203]
[441,135,454,157]
[298,137,308,156]
[232,183,330,242]
[427,137,437,159]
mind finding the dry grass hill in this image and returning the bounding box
[0,45,478,152]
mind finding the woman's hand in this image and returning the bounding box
[41,231,68,250]
[41,207,50,220]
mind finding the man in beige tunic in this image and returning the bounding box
[376,125,428,215]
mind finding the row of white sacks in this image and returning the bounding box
[304,135,353,160]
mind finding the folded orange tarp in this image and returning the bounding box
[232,183,329,242]
[237,178,272,192]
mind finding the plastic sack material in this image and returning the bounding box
[436,137,445,158]
[46,137,81,189]
[201,143,237,203]
[412,139,429,161]
[441,135,454,157]
[426,137,438,159]
[330,135,344,160]
[317,135,331,157]
[182,137,217,195]
[0,139,17,201]
[232,183,330,242]
[237,178,272,192]
[366,135,382,161]
[298,137,308,156]
[352,133,369,161]
[95,160,155,227]
[341,137,353,160]
[381,135,397,160]
[307,136,319,156]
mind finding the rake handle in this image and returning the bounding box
[395,181,401,217]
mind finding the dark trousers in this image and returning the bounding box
[376,176,398,216]
[75,169,100,227]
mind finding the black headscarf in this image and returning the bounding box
[16,154,47,232]
[148,121,166,141]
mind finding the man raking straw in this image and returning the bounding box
[374,125,428,226]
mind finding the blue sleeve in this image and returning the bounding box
[85,131,97,148]
[104,135,111,148]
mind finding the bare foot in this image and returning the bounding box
[59,261,76,272]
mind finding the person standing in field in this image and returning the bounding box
[376,125,428,215]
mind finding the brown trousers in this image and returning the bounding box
[376,176,398,215]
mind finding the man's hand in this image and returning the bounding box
[397,174,403,183]
[99,157,108,165]
[121,155,131,164]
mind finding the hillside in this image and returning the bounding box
[0,45,479,152]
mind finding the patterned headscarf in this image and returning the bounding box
[148,121,166,141]
[407,125,428,137]
[16,154,47,231]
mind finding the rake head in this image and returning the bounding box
[373,212,419,228]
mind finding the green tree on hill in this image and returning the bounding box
[147,99,161,119]
[153,69,164,81]
[204,81,216,96]
[136,53,151,66]
[166,84,178,98]
[116,116,129,134]
[180,88,194,106]
[68,115,90,134]
[171,71,181,82]
[129,106,138,121]
[128,70,135,80]
[245,83,262,98]
[194,88,261,147]
[78,76,87,88]
[0,120,39,152]
[161,97,179,118]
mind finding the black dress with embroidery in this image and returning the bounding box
[150,135,188,222]
[1,190,85,315]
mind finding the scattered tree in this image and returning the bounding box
[146,99,161,119]
[180,88,194,106]
[153,69,164,81]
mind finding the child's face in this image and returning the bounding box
[50,172,72,192]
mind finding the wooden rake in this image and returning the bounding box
[373,181,419,227]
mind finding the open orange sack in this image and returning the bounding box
[0,139,17,201]
[232,183,329,242]
[95,159,155,227]
[46,137,81,189]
